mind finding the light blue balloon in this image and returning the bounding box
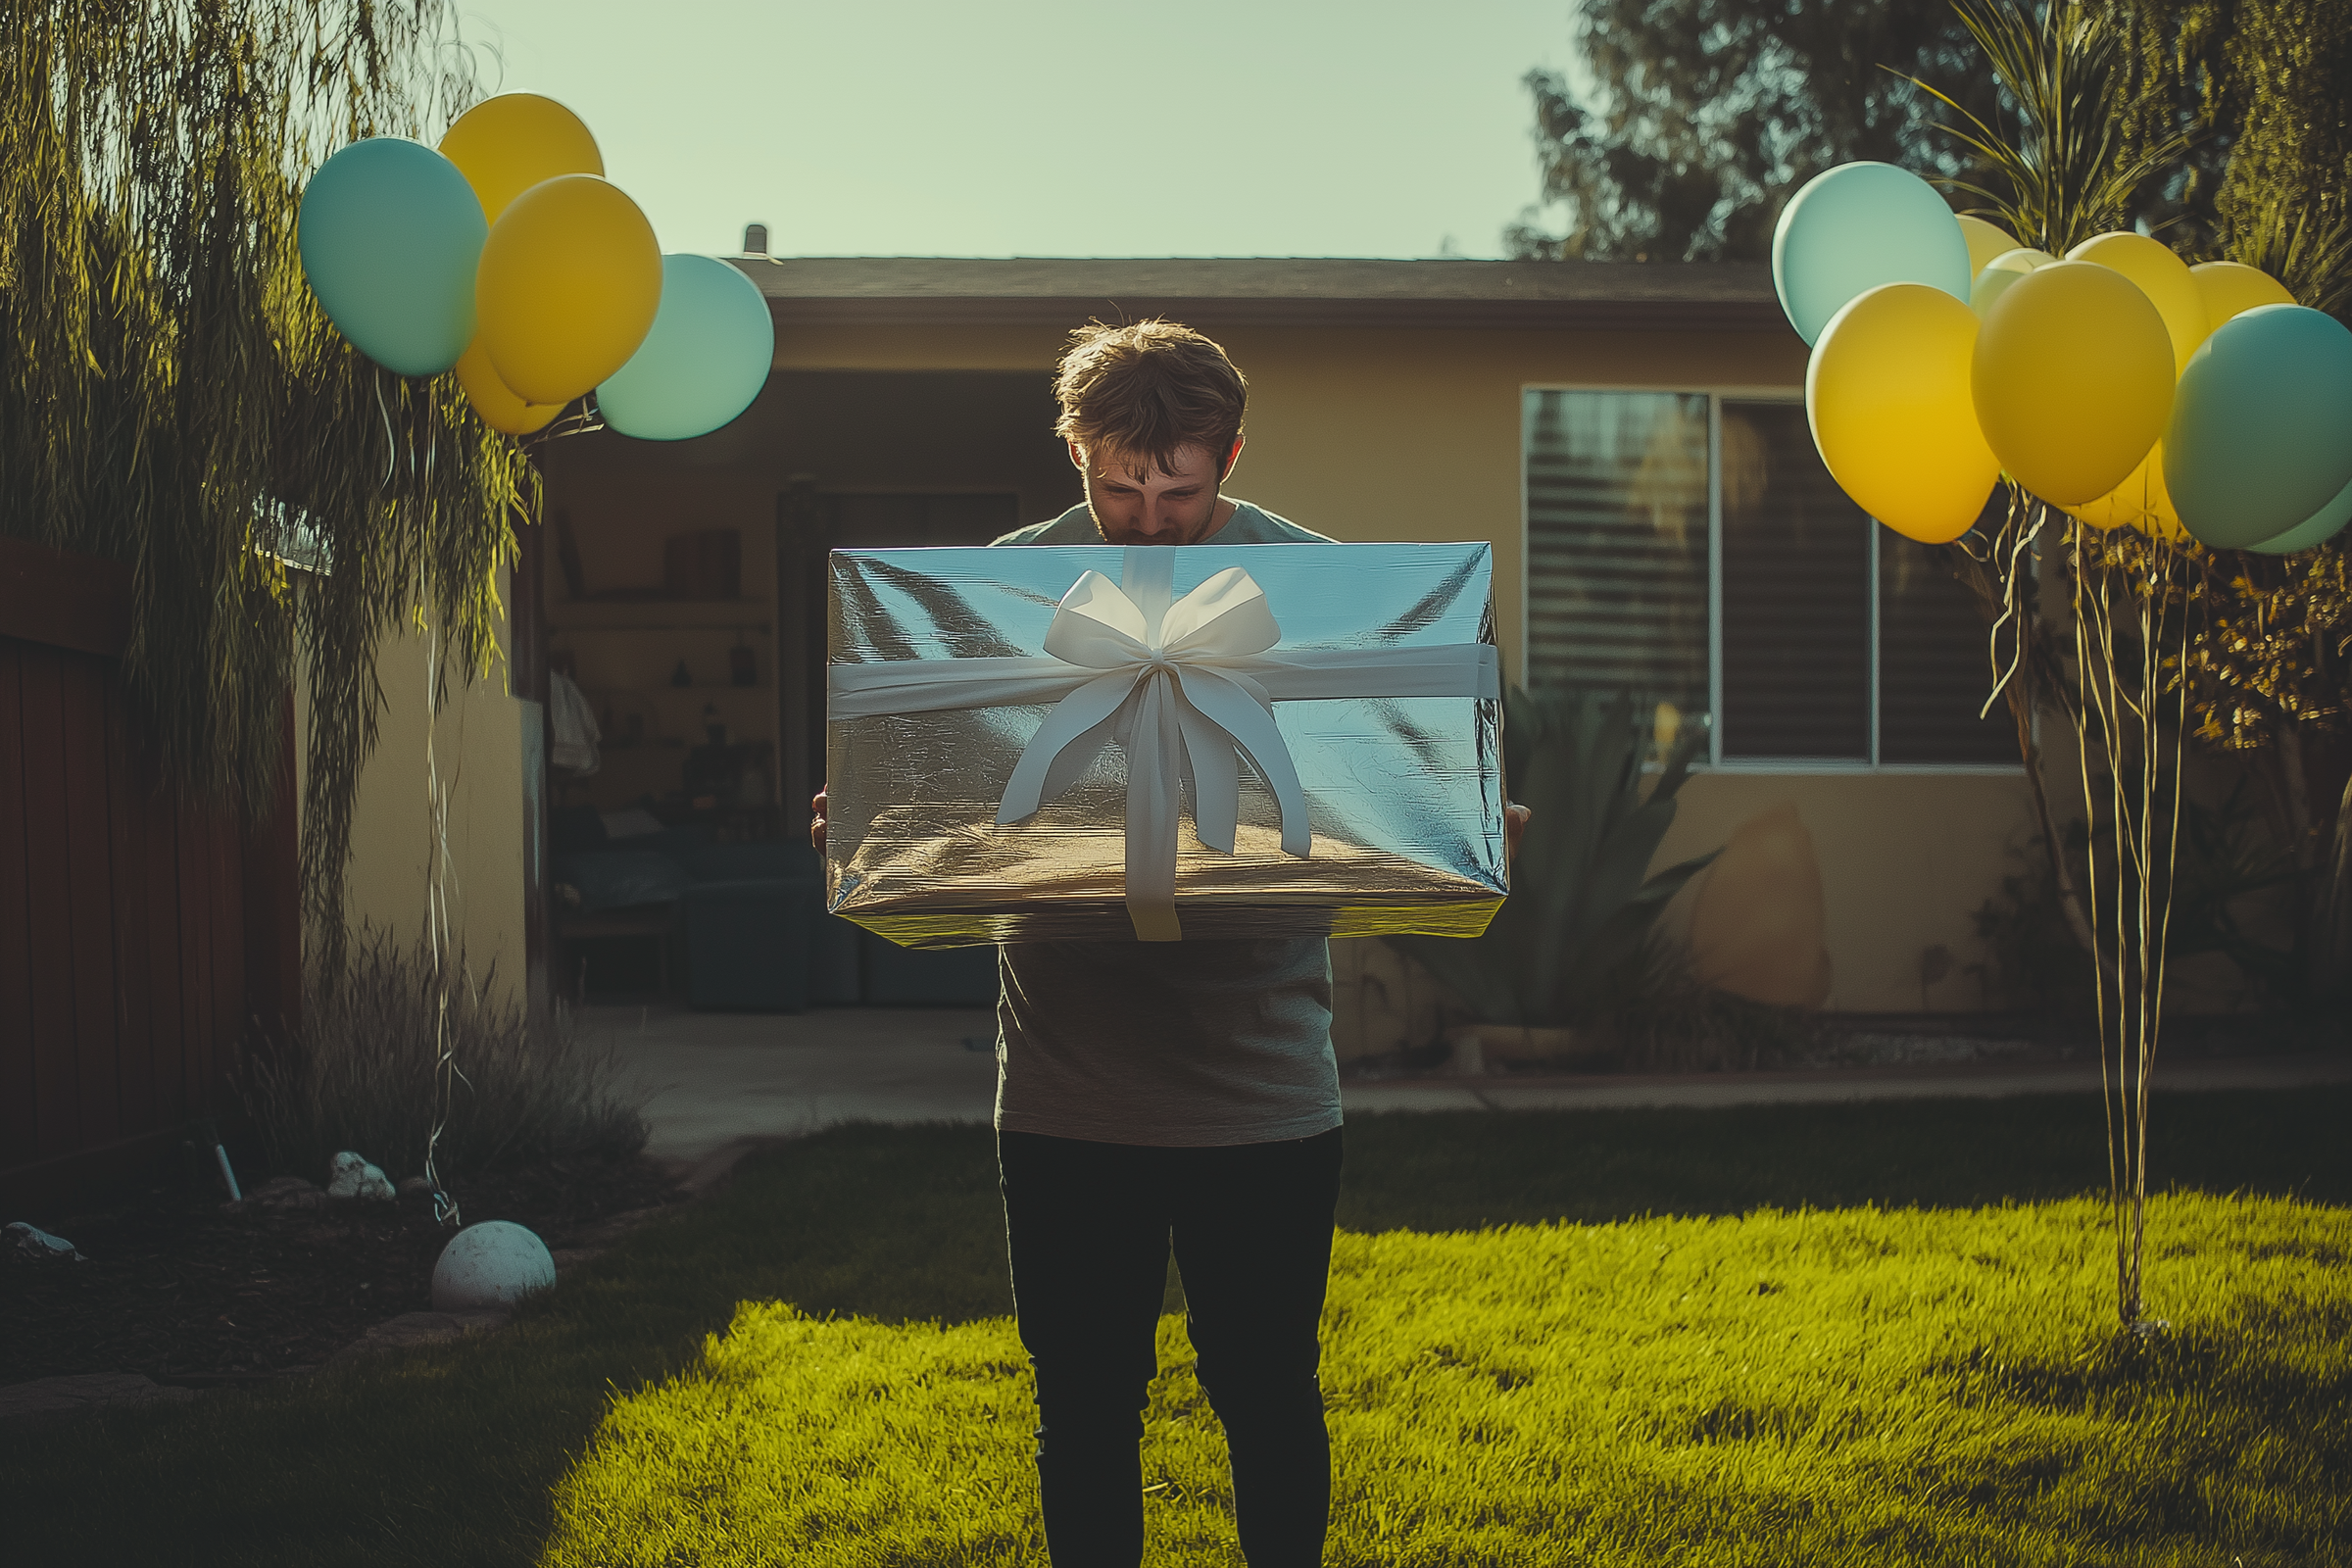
[2165,305,2352,550]
[596,255,775,442]
[2247,472,2352,555]
[297,138,485,377]
[1771,162,1972,345]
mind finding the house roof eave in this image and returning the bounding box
[726,257,1787,333]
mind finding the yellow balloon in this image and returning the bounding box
[455,337,562,435]
[1971,246,2055,316]
[1806,282,2000,543]
[2062,441,2188,543]
[1957,215,2021,278]
[2187,261,2296,355]
[2067,230,2204,375]
[475,174,662,407]
[1972,260,2174,507]
[437,93,603,224]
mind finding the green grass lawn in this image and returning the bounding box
[6,1090,2349,1568]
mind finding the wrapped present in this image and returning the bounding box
[826,541,1506,946]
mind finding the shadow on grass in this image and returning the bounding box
[3,1085,2344,1568]
[1336,1086,2352,1233]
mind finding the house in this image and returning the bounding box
[334,255,2035,1040]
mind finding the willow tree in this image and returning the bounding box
[0,1,536,980]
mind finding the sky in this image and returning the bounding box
[450,0,1592,260]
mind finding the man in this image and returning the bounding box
[813,319,1527,1567]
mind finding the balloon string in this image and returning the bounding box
[1980,489,2041,720]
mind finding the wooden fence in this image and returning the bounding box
[0,536,298,1216]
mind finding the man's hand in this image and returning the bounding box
[810,787,827,853]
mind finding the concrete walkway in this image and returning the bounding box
[588,1004,2352,1173]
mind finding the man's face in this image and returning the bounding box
[1073,438,1239,546]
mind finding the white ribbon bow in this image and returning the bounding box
[829,547,1498,941]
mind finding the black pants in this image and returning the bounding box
[997,1126,1346,1568]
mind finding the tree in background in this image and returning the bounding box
[1506,0,2000,262]
[0,3,529,979]
[2100,0,2352,1005]
[2100,0,2352,293]
[1916,0,2351,1009]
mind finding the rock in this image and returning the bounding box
[6,1222,85,1262]
[396,1175,433,1197]
[0,1374,194,1427]
[325,1152,396,1202]
[431,1221,556,1311]
[322,1309,513,1370]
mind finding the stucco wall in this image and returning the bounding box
[298,573,529,1002]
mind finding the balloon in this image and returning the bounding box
[2063,443,2187,543]
[455,338,562,436]
[2166,305,2352,548]
[1970,247,2056,316]
[2187,260,2295,355]
[437,93,603,224]
[2247,473,2352,556]
[1972,260,2174,506]
[1957,215,2021,278]
[1806,283,1999,543]
[475,174,662,407]
[596,255,776,441]
[2067,231,2205,374]
[1771,162,1973,345]
[296,137,484,376]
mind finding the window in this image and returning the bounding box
[1523,388,2017,769]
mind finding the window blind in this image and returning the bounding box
[1523,388,2021,770]
[1522,389,1709,734]
[1880,533,2021,764]
[1718,401,1870,760]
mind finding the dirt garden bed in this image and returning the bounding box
[3,1154,685,1388]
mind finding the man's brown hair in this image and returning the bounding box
[1053,318,1247,480]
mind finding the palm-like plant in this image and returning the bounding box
[1890,0,2197,255]
[1388,687,1715,1030]
[1883,0,2352,1333]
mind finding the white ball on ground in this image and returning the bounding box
[431,1220,557,1312]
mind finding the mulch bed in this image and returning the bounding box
[3,1155,686,1388]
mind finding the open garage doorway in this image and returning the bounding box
[533,368,1079,1008]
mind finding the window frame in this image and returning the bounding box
[1521,382,2024,777]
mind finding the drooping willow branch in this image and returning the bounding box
[0,3,535,985]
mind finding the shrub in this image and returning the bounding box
[1596,953,1822,1073]
[240,926,649,1182]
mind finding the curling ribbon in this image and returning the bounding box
[827,547,1498,941]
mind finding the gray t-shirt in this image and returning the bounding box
[989,500,1345,1147]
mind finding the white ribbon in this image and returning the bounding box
[830,546,1498,941]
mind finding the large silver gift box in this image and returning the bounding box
[825,541,1506,947]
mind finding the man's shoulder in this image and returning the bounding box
[1225,503,1337,545]
[991,506,1097,547]
[989,500,1337,548]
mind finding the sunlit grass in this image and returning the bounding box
[5,1091,2345,1567]
[542,1193,2350,1568]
